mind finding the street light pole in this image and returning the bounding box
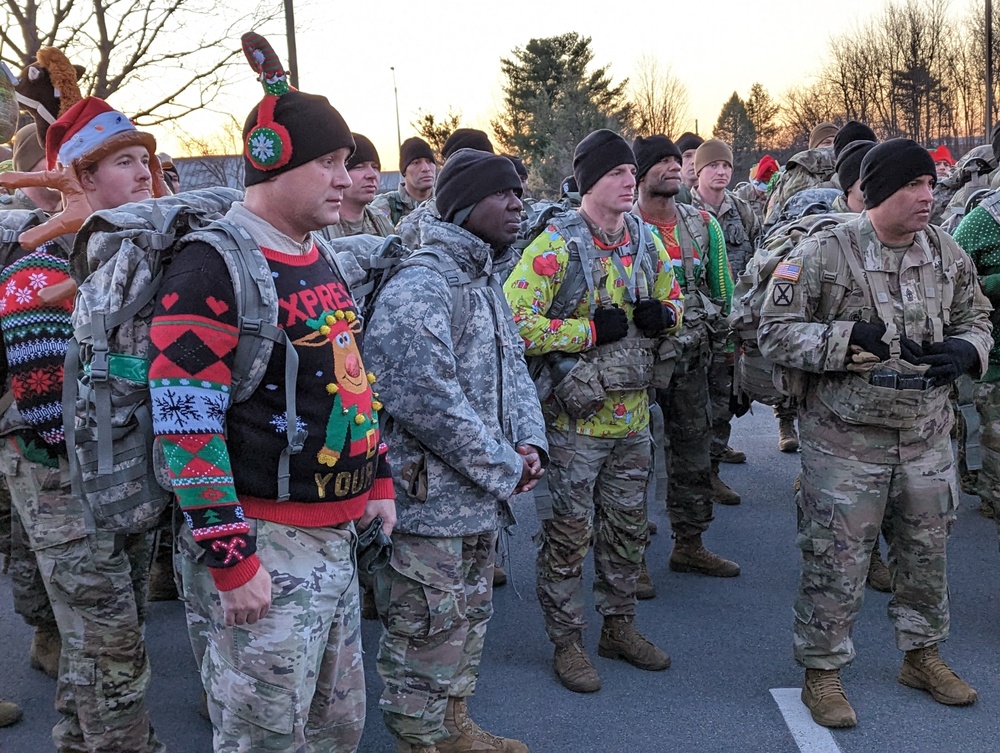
[988,0,995,138]
[284,0,299,89]
[391,67,402,152]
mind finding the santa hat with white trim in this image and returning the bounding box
[44,96,166,193]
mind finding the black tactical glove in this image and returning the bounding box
[632,298,676,336]
[593,305,629,345]
[848,321,889,361]
[917,339,980,387]
[899,337,924,365]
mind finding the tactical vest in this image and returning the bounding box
[532,212,669,419]
[812,221,957,430]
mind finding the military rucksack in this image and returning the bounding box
[728,212,853,405]
[764,148,837,225]
[63,188,356,533]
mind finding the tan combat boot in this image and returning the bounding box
[636,555,655,600]
[899,645,978,705]
[715,445,746,464]
[598,615,670,671]
[866,546,891,593]
[396,740,439,753]
[493,566,508,588]
[553,637,601,693]
[30,624,61,679]
[438,697,528,753]
[0,700,22,727]
[802,669,857,728]
[710,461,741,506]
[778,418,799,453]
[669,534,740,577]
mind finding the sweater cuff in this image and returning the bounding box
[370,476,395,501]
[210,554,261,592]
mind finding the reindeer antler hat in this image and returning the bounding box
[240,31,354,186]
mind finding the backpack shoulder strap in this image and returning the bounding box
[396,247,483,339]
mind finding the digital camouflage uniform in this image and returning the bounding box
[690,189,761,459]
[758,213,992,669]
[636,204,733,537]
[371,185,421,228]
[364,215,547,747]
[763,147,837,226]
[321,205,394,240]
[953,200,1000,530]
[503,212,683,644]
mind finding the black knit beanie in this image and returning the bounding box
[561,175,578,197]
[835,140,877,193]
[399,137,435,173]
[675,132,704,154]
[632,135,682,182]
[834,121,877,158]
[504,154,528,180]
[860,138,936,209]
[436,149,523,225]
[442,129,494,160]
[573,130,636,196]
[243,91,354,187]
[347,133,380,171]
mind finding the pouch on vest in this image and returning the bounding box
[651,337,678,388]
[551,357,607,420]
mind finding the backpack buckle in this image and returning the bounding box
[240,318,262,335]
[289,429,307,454]
[90,348,110,382]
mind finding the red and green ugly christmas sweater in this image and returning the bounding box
[148,241,394,590]
[0,241,74,464]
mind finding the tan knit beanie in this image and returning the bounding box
[809,122,838,150]
[12,123,46,173]
[694,139,734,174]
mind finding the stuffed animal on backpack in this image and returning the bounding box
[14,47,84,146]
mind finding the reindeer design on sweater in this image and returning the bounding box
[293,309,382,467]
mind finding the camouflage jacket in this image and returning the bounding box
[397,196,439,250]
[370,186,421,228]
[758,213,992,463]
[0,189,39,212]
[321,205,394,240]
[691,188,761,277]
[733,182,767,222]
[363,215,547,536]
[764,147,837,225]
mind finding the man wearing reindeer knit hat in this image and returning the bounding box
[148,35,394,752]
[0,93,167,752]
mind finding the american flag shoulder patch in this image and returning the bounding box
[773,262,802,282]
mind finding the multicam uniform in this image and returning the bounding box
[371,185,421,228]
[690,189,761,460]
[637,204,733,538]
[953,199,1000,530]
[503,212,683,644]
[364,215,546,748]
[758,213,992,669]
[322,205,394,239]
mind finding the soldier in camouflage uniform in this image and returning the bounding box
[763,122,840,226]
[675,132,703,206]
[690,139,761,499]
[953,189,1000,534]
[632,135,740,580]
[322,133,394,240]
[365,149,546,753]
[371,136,436,227]
[733,155,780,223]
[0,99,167,752]
[149,87,395,753]
[0,122,62,678]
[759,139,991,728]
[505,130,681,694]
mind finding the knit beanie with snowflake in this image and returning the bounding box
[240,32,355,187]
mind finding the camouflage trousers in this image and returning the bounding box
[794,440,957,670]
[374,531,496,747]
[0,439,162,753]
[536,427,650,644]
[657,356,714,537]
[708,344,734,457]
[774,400,797,422]
[974,381,1000,533]
[178,520,365,753]
[0,473,57,628]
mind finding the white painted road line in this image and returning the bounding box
[770,688,844,753]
